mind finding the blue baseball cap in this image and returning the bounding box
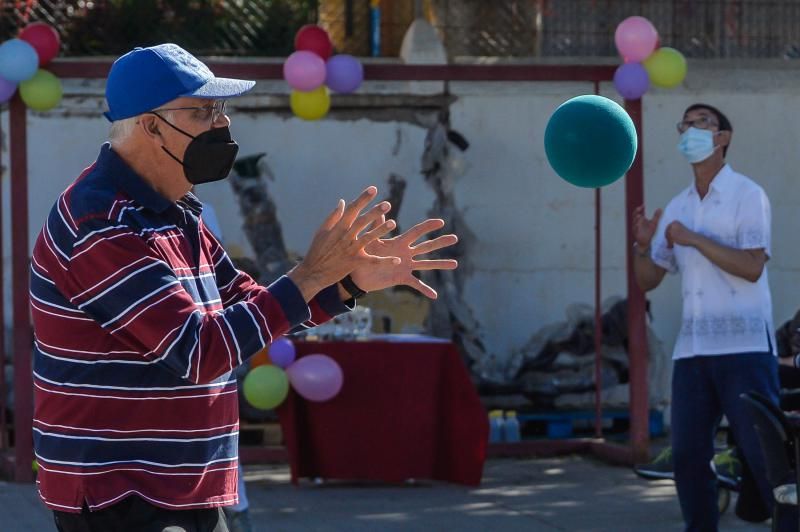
[104,43,255,122]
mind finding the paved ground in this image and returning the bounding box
[0,456,770,531]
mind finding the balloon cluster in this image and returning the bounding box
[613,16,687,100]
[284,24,364,121]
[242,338,344,410]
[0,22,63,111]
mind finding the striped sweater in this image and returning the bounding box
[31,143,348,513]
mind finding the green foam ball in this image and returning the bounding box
[243,365,289,410]
[544,95,637,188]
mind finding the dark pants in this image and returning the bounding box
[53,496,229,532]
[671,352,797,532]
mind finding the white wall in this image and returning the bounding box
[4,60,800,368]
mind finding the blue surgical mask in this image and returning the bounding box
[677,127,718,164]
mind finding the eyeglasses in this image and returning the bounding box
[676,115,719,133]
[153,100,227,123]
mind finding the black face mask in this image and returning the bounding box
[151,113,239,184]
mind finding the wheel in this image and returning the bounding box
[718,487,731,515]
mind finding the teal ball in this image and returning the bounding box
[544,95,637,188]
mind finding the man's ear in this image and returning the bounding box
[139,114,162,140]
[717,130,732,148]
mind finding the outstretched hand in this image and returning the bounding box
[632,205,662,248]
[289,187,401,301]
[351,218,458,299]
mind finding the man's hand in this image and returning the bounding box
[633,205,662,248]
[632,205,668,292]
[665,221,697,249]
[289,187,400,301]
[350,218,458,299]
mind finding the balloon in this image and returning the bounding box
[19,69,62,111]
[0,76,17,104]
[295,24,333,60]
[613,62,650,100]
[0,39,39,82]
[243,365,289,410]
[268,338,296,369]
[615,16,659,62]
[643,47,687,89]
[290,86,330,121]
[286,354,343,402]
[325,54,364,93]
[283,51,326,92]
[19,22,61,66]
[250,347,271,368]
[544,95,637,189]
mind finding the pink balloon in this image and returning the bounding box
[286,354,343,402]
[283,51,326,92]
[615,16,659,62]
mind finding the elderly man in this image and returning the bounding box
[31,44,458,531]
[632,103,792,531]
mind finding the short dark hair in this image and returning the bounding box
[684,103,732,156]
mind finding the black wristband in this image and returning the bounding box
[340,274,367,299]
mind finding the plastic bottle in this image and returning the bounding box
[488,410,505,443]
[503,410,521,443]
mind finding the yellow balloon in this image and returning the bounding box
[19,69,62,111]
[643,47,687,89]
[290,86,330,121]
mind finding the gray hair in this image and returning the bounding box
[108,110,175,145]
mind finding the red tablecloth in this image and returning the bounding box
[276,340,488,486]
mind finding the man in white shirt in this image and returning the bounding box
[632,104,786,531]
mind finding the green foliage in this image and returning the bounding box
[1,0,318,56]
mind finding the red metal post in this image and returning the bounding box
[593,81,603,439]
[9,95,33,482]
[594,186,603,439]
[624,98,650,462]
[48,61,617,83]
[0,106,6,450]
[12,59,639,473]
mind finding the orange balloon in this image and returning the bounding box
[250,347,272,368]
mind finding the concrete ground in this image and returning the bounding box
[0,456,769,531]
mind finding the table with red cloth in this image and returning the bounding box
[276,338,488,486]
